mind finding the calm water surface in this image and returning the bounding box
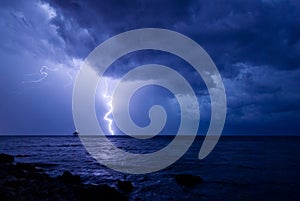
[0,136,299,201]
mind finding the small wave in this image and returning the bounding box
[208,180,249,187]
[57,144,81,147]
[32,163,59,168]
[236,164,257,170]
[15,154,32,158]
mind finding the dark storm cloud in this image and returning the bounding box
[1,0,299,134]
[224,63,300,134]
[46,0,195,59]
[181,0,300,71]
[44,0,300,134]
[47,0,300,71]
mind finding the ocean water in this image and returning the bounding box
[0,135,300,201]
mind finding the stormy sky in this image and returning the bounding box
[0,0,299,135]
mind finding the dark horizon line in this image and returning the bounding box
[0,134,299,137]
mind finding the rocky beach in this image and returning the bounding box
[0,153,128,201]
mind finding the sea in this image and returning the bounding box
[0,135,300,201]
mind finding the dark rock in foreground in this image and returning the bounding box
[57,170,81,185]
[0,153,128,201]
[0,153,14,163]
[117,180,134,192]
[175,174,203,186]
[76,184,127,201]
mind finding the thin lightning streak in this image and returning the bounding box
[23,65,58,83]
[103,78,114,135]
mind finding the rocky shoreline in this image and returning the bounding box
[0,153,205,201]
[0,153,128,201]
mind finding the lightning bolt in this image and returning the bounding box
[103,78,114,135]
[23,65,58,83]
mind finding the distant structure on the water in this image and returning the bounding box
[73,130,79,136]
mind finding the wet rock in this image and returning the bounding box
[117,180,134,192]
[57,170,81,185]
[76,184,128,201]
[11,168,26,178]
[4,175,17,182]
[0,153,128,201]
[4,176,26,188]
[175,174,203,186]
[15,163,40,173]
[32,162,58,168]
[0,153,14,164]
[0,186,15,200]
[15,154,31,158]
